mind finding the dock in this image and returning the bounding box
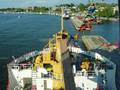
[81,35,115,52]
[71,16,84,30]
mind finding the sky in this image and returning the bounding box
[0,0,118,8]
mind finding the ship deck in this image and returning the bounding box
[7,47,117,90]
[62,56,76,90]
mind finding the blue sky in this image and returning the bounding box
[0,0,118,8]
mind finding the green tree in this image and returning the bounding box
[94,3,114,18]
[78,3,87,11]
[33,7,49,12]
[99,6,113,17]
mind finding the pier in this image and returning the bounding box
[81,35,115,52]
[71,16,84,30]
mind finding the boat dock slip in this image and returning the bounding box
[71,16,84,30]
[82,35,115,52]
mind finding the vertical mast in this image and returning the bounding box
[61,0,64,32]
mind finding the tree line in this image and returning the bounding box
[0,3,118,17]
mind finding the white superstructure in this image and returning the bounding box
[69,46,116,90]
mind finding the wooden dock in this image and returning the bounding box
[81,35,115,52]
[71,16,84,30]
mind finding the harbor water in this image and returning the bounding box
[0,14,119,90]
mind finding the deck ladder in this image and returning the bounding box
[32,70,37,90]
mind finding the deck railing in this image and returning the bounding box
[8,64,33,70]
[10,50,40,65]
[68,46,105,61]
[41,72,63,80]
[75,70,96,77]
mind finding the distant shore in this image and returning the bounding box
[100,17,119,22]
[0,11,119,22]
[0,11,61,16]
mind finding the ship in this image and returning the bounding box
[63,10,70,19]
[7,7,116,90]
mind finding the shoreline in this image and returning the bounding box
[0,11,61,16]
[100,17,119,22]
[0,11,119,22]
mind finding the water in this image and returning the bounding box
[0,13,119,90]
